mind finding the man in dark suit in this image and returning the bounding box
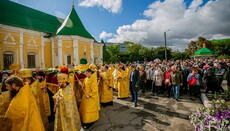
[130,64,140,107]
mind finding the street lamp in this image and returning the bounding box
[164,30,170,61]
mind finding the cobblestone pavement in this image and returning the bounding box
[85,92,204,131]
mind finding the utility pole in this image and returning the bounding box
[164,30,170,61]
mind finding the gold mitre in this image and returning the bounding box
[89,64,97,71]
[9,63,21,71]
[57,65,65,69]
[19,69,32,78]
[57,73,68,83]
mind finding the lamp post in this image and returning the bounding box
[164,30,170,61]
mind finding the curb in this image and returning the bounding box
[200,93,211,108]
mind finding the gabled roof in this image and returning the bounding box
[194,48,215,55]
[0,0,94,39]
[56,7,94,39]
[0,0,63,35]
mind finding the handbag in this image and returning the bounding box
[188,74,196,86]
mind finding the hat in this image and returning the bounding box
[19,69,32,78]
[60,67,69,74]
[57,73,68,83]
[89,64,97,71]
[9,63,21,71]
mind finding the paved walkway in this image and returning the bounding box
[86,92,204,131]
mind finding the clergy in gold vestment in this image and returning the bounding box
[5,76,45,131]
[0,91,12,131]
[100,66,113,106]
[125,66,131,97]
[112,67,119,91]
[53,73,81,131]
[39,79,51,117]
[19,69,49,129]
[117,66,128,98]
[79,69,99,129]
[38,71,51,117]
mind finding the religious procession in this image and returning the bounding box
[1,0,230,131]
[0,58,230,131]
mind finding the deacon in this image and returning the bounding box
[100,66,113,106]
[19,69,48,129]
[79,69,100,129]
[117,65,128,98]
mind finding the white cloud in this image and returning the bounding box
[99,31,113,39]
[79,0,122,13]
[107,0,230,51]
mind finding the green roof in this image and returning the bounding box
[211,38,230,43]
[0,0,63,35]
[194,48,215,55]
[56,7,94,39]
[0,0,94,39]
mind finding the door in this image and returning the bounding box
[28,55,35,68]
[3,54,14,70]
[67,55,71,65]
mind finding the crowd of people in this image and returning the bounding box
[0,59,229,131]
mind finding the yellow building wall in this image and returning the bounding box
[93,44,102,64]
[0,30,20,70]
[0,28,103,70]
[23,33,42,68]
[44,42,52,68]
[78,41,91,64]
[62,40,73,65]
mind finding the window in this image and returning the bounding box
[3,51,14,70]
[28,52,36,68]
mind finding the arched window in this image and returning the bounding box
[27,52,36,68]
[3,51,14,70]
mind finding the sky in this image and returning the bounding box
[10,0,230,51]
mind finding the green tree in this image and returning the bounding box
[125,41,143,62]
[185,37,212,57]
[211,39,230,57]
[101,40,110,63]
[185,41,197,56]
[153,47,172,60]
[107,44,121,63]
[171,51,189,60]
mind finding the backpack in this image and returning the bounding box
[188,74,196,86]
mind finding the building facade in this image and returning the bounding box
[0,0,103,70]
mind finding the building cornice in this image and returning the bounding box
[52,35,94,43]
[0,24,47,36]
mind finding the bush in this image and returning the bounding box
[217,55,230,60]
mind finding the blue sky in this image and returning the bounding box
[10,0,230,51]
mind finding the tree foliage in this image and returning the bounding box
[107,44,120,63]
[101,39,110,63]
[185,37,230,57]
[102,37,230,63]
